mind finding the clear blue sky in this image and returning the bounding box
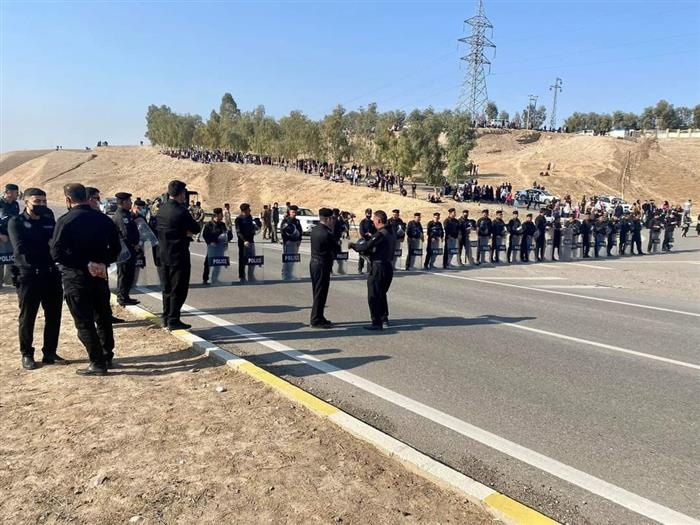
[1,0,698,152]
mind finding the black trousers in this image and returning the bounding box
[162,262,191,325]
[202,257,210,283]
[63,274,114,366]
[619,234,627,254]
[630,234,642,254]
[536,234,545,260]
[309,259,331,325]
[116,256,136,302]
[367,261,393,326]
[16,270,62,358]
[582,235,591,256]
[520,236,531,261]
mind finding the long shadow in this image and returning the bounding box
[184,304,311,316]
[193,315,536,346]
[107,348,221,376]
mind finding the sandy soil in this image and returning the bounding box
[0,291,492,525]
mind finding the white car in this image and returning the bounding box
[277,206,320,235]
[596,196,630,214]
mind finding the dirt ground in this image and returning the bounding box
[0,290,493,525]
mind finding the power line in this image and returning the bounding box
[549,77,563,129]
[457,0,496,121]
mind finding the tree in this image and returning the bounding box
[694,105,700,128]
[279,110,317,160]
[675,106,693,128]
[523,105,547,129]
[497,110,510,122]
[219,93,241,121]
[512,111,522,128]
[320,105,351,164]
[445,111,476,184]
[485,101,498,121]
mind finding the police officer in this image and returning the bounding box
[619,213,630,255]
[593,215,608,258]
[281,205,302,280]
[388,209,406,270]
[580,214,593,258]
[551,218,562,261]
[647,211,663,253]
[202,207,233,285]
[156,180,201,330]
[405,212,423,270]
[8,188,65,370]
[350,210,395,331]
[51,183,121,375]
[534,209,547,261]
[457,210,473,266]
[424,212,444,269]
[443,208,459,268]
[490,210,506,263]
[662,209,678,251]
[607,217,619,256]
[629,214,644,255]
[358,208,376,273]
[309,208,337,328]
[113,192,140,306]
[475,209,492,265]
[235,202,258,283]
[506,210,522,263]
[521,213,536,262]
[0,183,20,287]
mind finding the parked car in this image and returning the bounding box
[514,188,558,207]
[276,206,320,235]
[101,198,118,215]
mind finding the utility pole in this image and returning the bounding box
[458,0,496,124]
[549,77,563,130]
[526,94,538,129]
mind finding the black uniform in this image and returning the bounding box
[619,218,630,254]
[0,197,20,286]
[358,217,376,273]
[607,220,619,256]
[534,214,547,261]
[235,214,257,280]
[355,226,395,328]
[551,220,562,260]
[113,207,140,304]
[594,220,608,258]
[647,217,663,252]
[443,217,459,268]
[490,218,506,262]
[580,219,592,257]
[475,216,491,264]
[630,217,644,255]
[457,216,474,264]
[8,210,62,360]
[521,220,536,261]
[51,205,120,368]
[388,216,406,267]
[156,199,201,326]
[309,222,337,326]
[507,218,522,263]
[424,220,444,268]
[405,219,423,270]
[202,220,233,282]
[662,212,678,251]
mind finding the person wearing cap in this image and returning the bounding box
[156,180,201,331]
[647,210,663,253]
[387,209,406,270]
[8,187,66,370]
[280,205,302,280]
[618,212,631,255]
[51,183,121,376]
[358,208,376,274]
[520,213,536,262]
[235,203,258,283]
[424,212,444,269]
[0,183,21,287]
[202,207,233,285]
[475,209,492,265]
[404,212,423,270]
[442,208,459,269]
[490,210,507,263]
[113,192,141,306]
[309,208,337,328]
[507,210,523,263]
[457,210,474,266]
[534,208,547,262]
[629,213,644,255]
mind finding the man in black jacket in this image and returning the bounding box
[358,208,376,273]
[490,210,507,263]
[309,208,338,328]
[281,205,302,280]
[521,213,536,262]
[630,214,644,255]
[475,209,492,265]
[202,207,233,284]
[506,210,522,263]
[51,183,121,375]
[388,209,406,270]
[424,212,444,269]
[580,214,592,258]
[235,202,258,283]
[0,183,20,287]
[8,188,65,370]
[443,208,459,268]
[534,209,547,261]
[405,212,423,270]
[156,180,201,330]
[351,210,395,331]
[113,192,141,306]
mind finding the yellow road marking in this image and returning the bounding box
[484,493,558,524]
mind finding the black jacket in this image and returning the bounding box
[202,220,232,244]
[0,198,20,236]
[507,218,522,235]
[51,204,120,270]
[406,220,423,239]
[522,220,536,237]
[388,217,406,241]
[357,226,395,263]
[360,217,376,238]
[8,211,56,271]
[113,207,140,250]
[310,223,337,265]
[235,214,257,243]
[426,220,444,240]
[281,217,302,242]
[443,217,460,239]
[156,199,201,266]
[476,217,492,237]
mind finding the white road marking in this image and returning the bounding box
[135,286,700,525]
[467,276,566,281]
[539,262,613,270]
[433,272,700,318]
[535,284,613,289]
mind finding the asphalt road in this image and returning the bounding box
[128,233,700,525]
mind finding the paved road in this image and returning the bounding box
[129,233,700,525]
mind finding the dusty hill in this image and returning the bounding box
[471,129,700,204]
[0,133,697,219]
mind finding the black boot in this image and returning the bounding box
[76,363,108,376]
[22,356,38,370]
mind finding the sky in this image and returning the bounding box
[1,0,699,152]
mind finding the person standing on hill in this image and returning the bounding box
[156,180,201,331]
[0,183,21,287]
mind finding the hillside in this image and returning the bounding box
[1,133,697,218]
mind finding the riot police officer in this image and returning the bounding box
[424,212,444,269]
[8,188,65,370]
[475,209,492,265]
[442,208,459,268]
[51,183,121,375]
[0,183,20,287]
[113,192,140,305]
[534,209,547,261]
[202,207,233,284]
[630,214,644,255]
[235,202,258,283]
[309,208,337,328]
[405,212,423,270]
[358,208,376,273]
[521,213,536,262]
[281,205,302,280]
[457,210,474,266]
[506,210,522,263]
[350,210,395,331]
[580,214,593,258]
[388,209,406,270]
[490,210,506,263]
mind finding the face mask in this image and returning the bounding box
[31,204,48,216]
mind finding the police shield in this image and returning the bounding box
[135,218,160,288]
[427,238,442,269]
[392,238,404,270]
[405,238,423,270]
[545,228,554,260]
[282,241,301,280]
[444,237,458,267]
[508,234,522,264]
[560,226,573,261]
[333,238,348,275]
[206,238,232,285]
[477,236,490,264]
[243,242,264,284]
[595,232,607,255]
[494,235,506,263]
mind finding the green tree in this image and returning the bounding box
[445,111,476,184]
[497,110,510,122]
[320,105,351,163]
[219,92,241,121]
[279,110,317,160]
[485,101,498,121]
[693,105,700,128]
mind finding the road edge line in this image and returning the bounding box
[116,297,557,525]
